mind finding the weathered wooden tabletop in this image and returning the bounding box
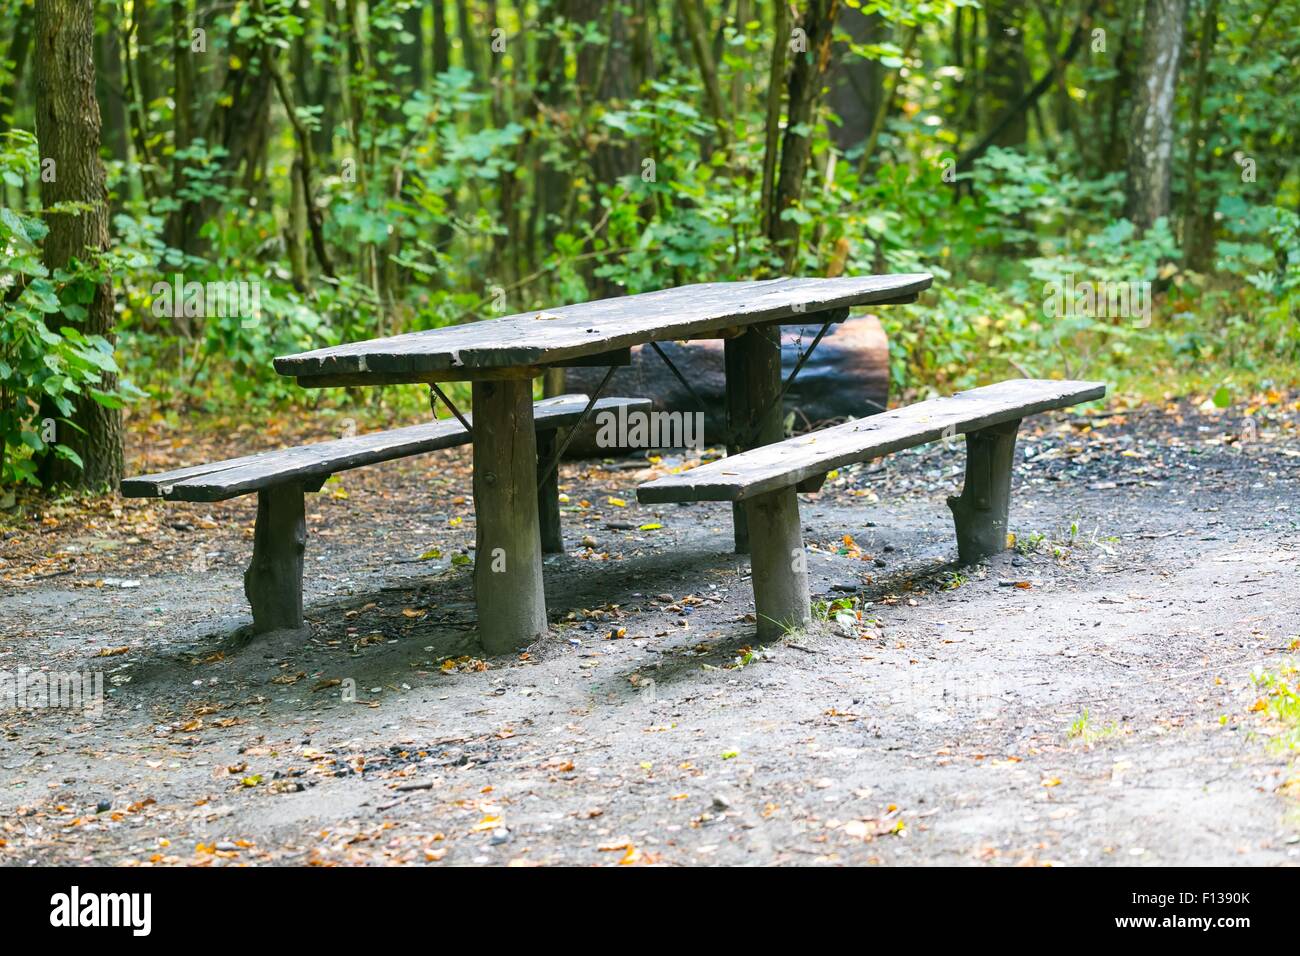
[274,274,933,383]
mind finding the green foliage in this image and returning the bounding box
[0,133,137,485]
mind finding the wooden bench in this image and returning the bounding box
[121,394,650,635]
[637,379,1106,637]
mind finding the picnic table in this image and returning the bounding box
[274,275,932,653]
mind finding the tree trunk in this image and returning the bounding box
[0,2,35,132]
[759,0,787,240]
[136,0,160,109]
[1125,0,1187,230]
[432,0,450,74]
[523,0,568,266]
[630,0,654,88]
[258,0,334,279]
[982,0,1027,149]
[286,156,310,292]
[955,0,1101,176]
[769,0,838,273]
[456,0,479,79]
[33,0,123,490]
[1103,0,1135,174]
[826,4,880,151]
[574,0,633,297]
[854,22,917,175]
[95,8,129,167]
[124,0,163,198]
[676,0,729,145]
[1182,0,1219,268]
[400,2,424,90]
[165,0,196,274]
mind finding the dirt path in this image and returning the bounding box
[2,396,1298,866]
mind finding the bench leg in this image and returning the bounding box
[746,487,811,638]
[947,418,1021,565]
[472,378,549,654]
[243,483,307,633]
[724,323,783,554]
[535,428,564,554]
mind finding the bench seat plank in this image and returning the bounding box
[638,379,1105,504]
[275,275,933,380]
[123,394,650,503]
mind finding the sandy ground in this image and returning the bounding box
[2,396,1298,866]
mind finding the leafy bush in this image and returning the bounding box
[1,133,137,485]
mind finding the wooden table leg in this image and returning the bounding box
[723,322,783,553]
[472,378,549,654]
[746,486,811,638]
[535,428,564,554]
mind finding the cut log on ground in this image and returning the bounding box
[565,313,889,453]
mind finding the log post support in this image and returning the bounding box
[746,486,811,638]
[946,418,1021,564]
[723,322,783,553]
[536,428,564,554]
[472,378,549,654]
[243,482,307,633]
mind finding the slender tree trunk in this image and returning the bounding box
[731,0,749,117]
[1125,0,1188,230]
[432,0,450,74]
[573,0,633,296]
[759,0,787,240]
[258,0,335,278]
[1182,0,1219,268]
[854,22,917,175]
[956,0,1100,176]
[630,0,654,87]
[958,5,981,140]
[137,0,160,109]
[826,5,880,151]
[95,6,129,167]
[456,0,479,79]
[769,0,838,273]
[677,0,730,145]
[982,0,1027,148]
[33,0,123,490]
[1103,1,1134,173]
[166,0,195,269]
[312,2,334,158]
[292,18,310,107]
[0,2,35,131]
[162,29,275,261]
[286,156,310,291]
[526,0,568,259]
[400,2,424,90]
[122,0,162,199]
